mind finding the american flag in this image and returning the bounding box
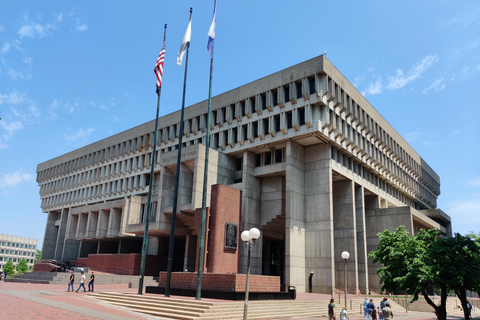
[154,42,165,90]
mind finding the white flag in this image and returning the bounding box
[177,19,192,66]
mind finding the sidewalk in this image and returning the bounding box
[0,281,475,320]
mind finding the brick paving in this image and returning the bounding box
[0,280,477,320]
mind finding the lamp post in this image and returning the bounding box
[241,227,260,320]
[341,251,350,309]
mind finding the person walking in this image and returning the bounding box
[371,308,378,320]
[75,271,86,293]
[378,305,383,320]
[340,306,350,320]
[366,299,375,320]
[67,271,75,292]
[382,301,394,320]
[466,300,472,319]
[88,271,95,292]
[328,298,336,320]
[363,298,369,319]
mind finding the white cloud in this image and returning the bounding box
[394,57,437,87]
[449,130,460,138]
[403,131,422,142]
[1,41,11,53]
[7,67,32,80]
[468,177,480,188]
[386,55,438,90]
[362,79,383,96]
[64,128,95,145]
[0,170,34,189]
[0,91,28,105]
[422,141,441,147]
[0,24,5,32]
[477,64,480,71]
[112,116,120,122]
[77,24,88,32]
[0,119,23,146]
[17,14,60,39]
[422,77,446,94]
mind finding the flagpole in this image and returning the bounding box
[138,24,167,295]
[196,0,216,300]
[165,7,192,298]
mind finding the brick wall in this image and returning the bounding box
[158,272,280,292]
[206,184,242,273]
[73,254,161,275]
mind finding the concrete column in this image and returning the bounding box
[41,211,59,259]
[239,151,262,275]
[54,208,69,260]
[285,141,306,292]
[355,185,369,294]
[304,144,335,294]
[147,236,159,255]
[365,194,380,293]
[333,180,358,295]
[62,212,80,261]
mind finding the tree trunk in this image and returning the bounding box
[423,285,447,320]
[456,288,470,320]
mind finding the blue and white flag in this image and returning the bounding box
[207,2,216,58]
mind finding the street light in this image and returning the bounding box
[341,251,350,309]
[241,227,261,320]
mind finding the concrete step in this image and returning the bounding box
[89,292,335,320]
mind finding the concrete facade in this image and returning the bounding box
[36,55,451,294]
[0,234,38,272]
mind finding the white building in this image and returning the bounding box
[0,234,38,272]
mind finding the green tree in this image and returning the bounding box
[35,249,42,263]
[369,226,446,319]
[17,258,29,275]
[369,227,480,320]
[428,234,480,320]
[3,260,15,278]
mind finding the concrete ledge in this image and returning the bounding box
[145,286,296,300]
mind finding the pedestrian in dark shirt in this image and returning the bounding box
[67,271,75,292]
[88,271,95,292]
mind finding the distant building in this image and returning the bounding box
[36,55,451,293]
[0,234,38,272]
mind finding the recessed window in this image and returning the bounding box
[296,81,302,99]
[308,77,315,94]
[265,151,272,165]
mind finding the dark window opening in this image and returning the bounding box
[265,151,272,165]
[255,154,262,167]
[274,115,281,132]
[308,77,315,94]
[236,157,243,171]
[286,111,293,129]
[296,82,302,99]
[283,85,290,102]
[299,108,306,126]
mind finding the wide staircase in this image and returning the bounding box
[90,292,332,320]
[401,295,474,315]
[6,271,158,286]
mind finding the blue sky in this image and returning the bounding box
[1,1,479,249]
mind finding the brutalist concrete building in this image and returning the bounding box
[36,55,451,294]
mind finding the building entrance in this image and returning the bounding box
[263,237,285,289]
